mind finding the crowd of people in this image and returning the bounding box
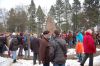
[0,29,100,66]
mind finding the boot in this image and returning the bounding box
[13,59,17,63]
[80,63,84,66]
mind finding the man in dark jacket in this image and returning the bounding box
[9,33,18,63]
[0,34,7,55]
[49,30,67,66]
[0,34,4,55]
[39,30,51,66]
[30,34,40,65]
[18,32,24,56]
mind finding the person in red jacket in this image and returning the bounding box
[80,29,96,66]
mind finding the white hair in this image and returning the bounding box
[86,29,92,34]
[34,34,37,38]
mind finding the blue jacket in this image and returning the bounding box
[76,32,83,42]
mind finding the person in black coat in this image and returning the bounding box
[0,34,7,55]
[30,34,40,65]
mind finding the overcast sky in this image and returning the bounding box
[0,0,84,12]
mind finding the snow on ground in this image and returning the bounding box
[0,57,12,66]
[96,48,100,52]
[4,48,100,56]
[67,49,76,55]
[1,48,100,66]
[0,55,100,66]
[67,48,100,55]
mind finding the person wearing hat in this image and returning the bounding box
[80,29,96,66]
[9,32,18,63]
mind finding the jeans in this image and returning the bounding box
[12,51,17,60]
[53,64,65,66]
[68,41,73,48]
[77,53,82,62]
[81,53,93,66]
[28,46,30,57]
[18,45,23,56]
[43,63,50,66]
[25,50,28,59]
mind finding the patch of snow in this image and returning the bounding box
[0,55,100,66]
[3,48,100,58]
[67,49,76,55]
[96,48,100,51]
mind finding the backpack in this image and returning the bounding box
[23,36,28,50]
[49,39,67,62]
[17,36,23,45]
[9,38,18,51]
[12,38,18,46]
[55,39,67,55]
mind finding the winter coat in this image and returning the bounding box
[75,42,84,54]
[97,33,100,40]
[30,37,40,53]
[0,36,4,47]
[83,32,96,54]
[68,33,73,41]
[76,32,83,43]
[23,35,28,50]
[0,36,7,53]
[9,37,18,51]
[50,37,67,64]
[17,35,24,45]
[39,37,50,63]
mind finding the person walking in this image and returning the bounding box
[23,34,29,59]
[9,33,18,63]
[76,32,83,62]
[18,33,24,56]
[68,31,73,48]
[75,40,84,62]
[80,29,96,66]
[30,34,40,65]
[39,30,51,66]
[50,30,67,66]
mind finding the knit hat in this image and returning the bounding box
[86,29,92,34]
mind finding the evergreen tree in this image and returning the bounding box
[16,10,28,32]
[0,23,5,32]
[61,23,70,32]
[28,0,36,32]
[72,0,81,31]
[7,8,28,32]
[7,8,16,32]
[36,6,45,23]
[84,0,99,28]
[63,0,71,31]
[48,5,56,19]
[36,5,45,35]
[55,0,64,30]
[64,0,71,20]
